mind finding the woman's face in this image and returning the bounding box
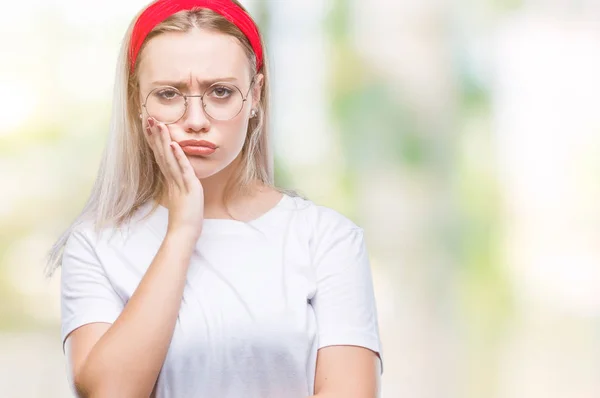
[137,28,263,179]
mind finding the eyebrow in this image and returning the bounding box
[150,77,239,89]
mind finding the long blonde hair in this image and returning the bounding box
[45,1,288,278]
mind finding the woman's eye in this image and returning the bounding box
[211,86,232,98]
[157,89,179,100]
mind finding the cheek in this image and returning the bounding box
[220,115,250,149]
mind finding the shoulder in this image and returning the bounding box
[64,219,99,252]
[282,193,362,232]
[60,204,162,295]
[280,193,365,256]
[64,202,159,256]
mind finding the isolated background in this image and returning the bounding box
[1,0,600,397]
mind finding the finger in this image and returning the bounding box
[145,118,176,193]
[156,121,184,189]
[145,119,173,188]
[144,124,157,154]
[170,142,198,192]
[142,118,161,163]
[147,117,165,160]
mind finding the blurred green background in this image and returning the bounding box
[2,0,600,397]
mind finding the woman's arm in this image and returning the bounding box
[307,219,384,398]
[310,345,381,398]
[65,230,196,398]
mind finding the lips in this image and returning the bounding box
[177,139,218,156]
[177,139,217,149]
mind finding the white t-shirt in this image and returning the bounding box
[61,193,383,398]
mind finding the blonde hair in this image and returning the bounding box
[45,1,293,278]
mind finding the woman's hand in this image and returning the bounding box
[144,117,205,242]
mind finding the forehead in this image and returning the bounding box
[138,28,251,85]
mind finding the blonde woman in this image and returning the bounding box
[46,1,383,397]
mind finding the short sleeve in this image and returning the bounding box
[60,226,124,351]
[311,226,384,373]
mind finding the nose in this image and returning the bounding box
[182,95,210,133]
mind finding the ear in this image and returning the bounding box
[251,73,264,109]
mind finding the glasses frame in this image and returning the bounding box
[142,77,256,124]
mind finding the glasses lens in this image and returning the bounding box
[203,83,244,121]
[145,87,186,124]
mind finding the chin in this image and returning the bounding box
[188,157,229,180]
[191,166,220,180]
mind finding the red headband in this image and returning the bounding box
[129,0,263,72]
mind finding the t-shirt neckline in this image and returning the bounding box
[144,193,291,235]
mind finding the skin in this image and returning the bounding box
[137,28,284,220]
[64,27,380,398]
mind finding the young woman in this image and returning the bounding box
[46,1,383,396]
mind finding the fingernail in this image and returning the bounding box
[148,118,154,127]
[146,127,152,135]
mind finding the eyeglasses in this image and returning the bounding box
[142,79,255,124]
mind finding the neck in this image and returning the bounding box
[156,155,259,217]
[201,157,242,211]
